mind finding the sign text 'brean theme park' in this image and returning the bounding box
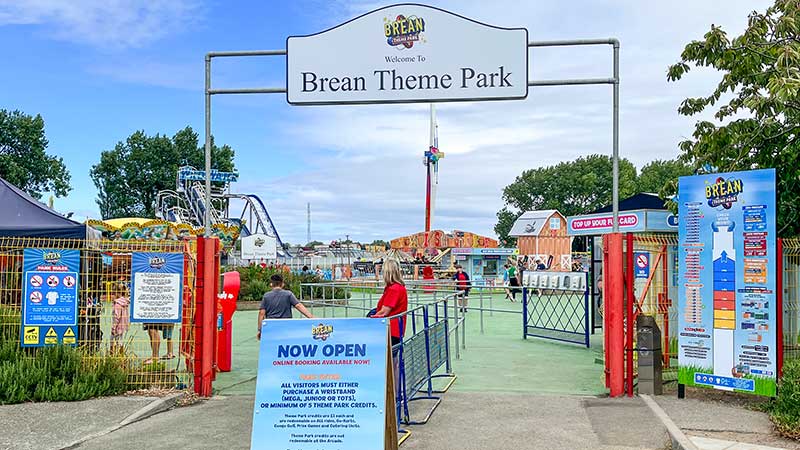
[287,4,528,104]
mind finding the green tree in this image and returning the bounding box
[0,110,70,199]
[91,127,235,219]
[495,155,638,244]
[305,240,324,247]
[667,0,800,236]
[494,208,519,248]
[637,159,694,197]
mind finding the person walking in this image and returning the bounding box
[452,265,471,311]
[257,274,314,340]
[507,260,520,301]
[502,263,513,301]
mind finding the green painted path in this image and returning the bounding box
[214,293,605,397]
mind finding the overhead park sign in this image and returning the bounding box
[286,3,529,105]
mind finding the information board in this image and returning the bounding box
[678,169,777,396]
[251,318,394,450]
[21,248,79,347]
[130,252,184,323]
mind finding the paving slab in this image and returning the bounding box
[654,395,800,450]
[0,396,154,450]
[75,392,670,450]
[691,436,791,450]
[76,396,254,450]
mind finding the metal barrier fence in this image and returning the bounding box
[783,238,800,363]
[0,236,197,390]
[299,281,462,429]
[522,274,590,347]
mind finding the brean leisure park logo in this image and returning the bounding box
[43,251,61,264]
[384,14,425,48]
[149,256,166,269]
[705,176,744,209]
[254,237,265,248]
[312,323,334,341]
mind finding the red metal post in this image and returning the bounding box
[662,245,670,368]
[603,237,610,388]
[606,233,625,397]
[193,237,205,394]
[777,238,784,379]
[625,233,635,397]
[194,236,219,397]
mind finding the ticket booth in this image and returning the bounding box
[451,248,517,286]
[566,193,679,332]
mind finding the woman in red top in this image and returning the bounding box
[372,259,408,346]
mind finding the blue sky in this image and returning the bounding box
[0,0,770,244]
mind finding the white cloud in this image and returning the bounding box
[0,0,202,48]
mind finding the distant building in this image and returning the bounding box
[509,210,572,270]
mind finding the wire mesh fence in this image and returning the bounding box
[629,234,679,381]
[0,237,197,392]
[783,238,800,363]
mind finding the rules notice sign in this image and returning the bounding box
[130,252,184,323]
[251,318,397,450]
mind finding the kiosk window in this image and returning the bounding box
[483,260,498,276]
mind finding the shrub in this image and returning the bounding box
[0,306,130,404]
[234,265,350,301]
[769,359,800,440]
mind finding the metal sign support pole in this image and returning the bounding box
[202,40,621,236]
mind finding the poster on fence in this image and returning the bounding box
[251,318,397,450]
[130,252,184,323]
[21,248,79,347]
[678,168,777,397]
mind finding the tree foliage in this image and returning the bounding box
[637,159,694,197]
[494,155,638,244]
[90,127,235,219]
[0,110,71,199]
[667,0,800,236]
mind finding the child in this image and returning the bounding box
[110,290,130,353]
[161,324,175,360]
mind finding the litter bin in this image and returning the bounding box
[636,315,662,395]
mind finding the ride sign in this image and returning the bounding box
[251,318,397,450]
[21,248,79,347]
[287,4,528,105]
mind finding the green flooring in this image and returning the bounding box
[214,293,606,396]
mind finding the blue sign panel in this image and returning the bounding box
[130,253,184,323]
[178,167,239,182]
[678,169,777,396]
[634,252,650,279]
[251,318,388,450]
[21,248,79,347]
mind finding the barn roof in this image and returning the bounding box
[509,210,561,237]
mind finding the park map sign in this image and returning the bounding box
[287,4,528,105]
[678,169,777,396]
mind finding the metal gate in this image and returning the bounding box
[523,273,590,347]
